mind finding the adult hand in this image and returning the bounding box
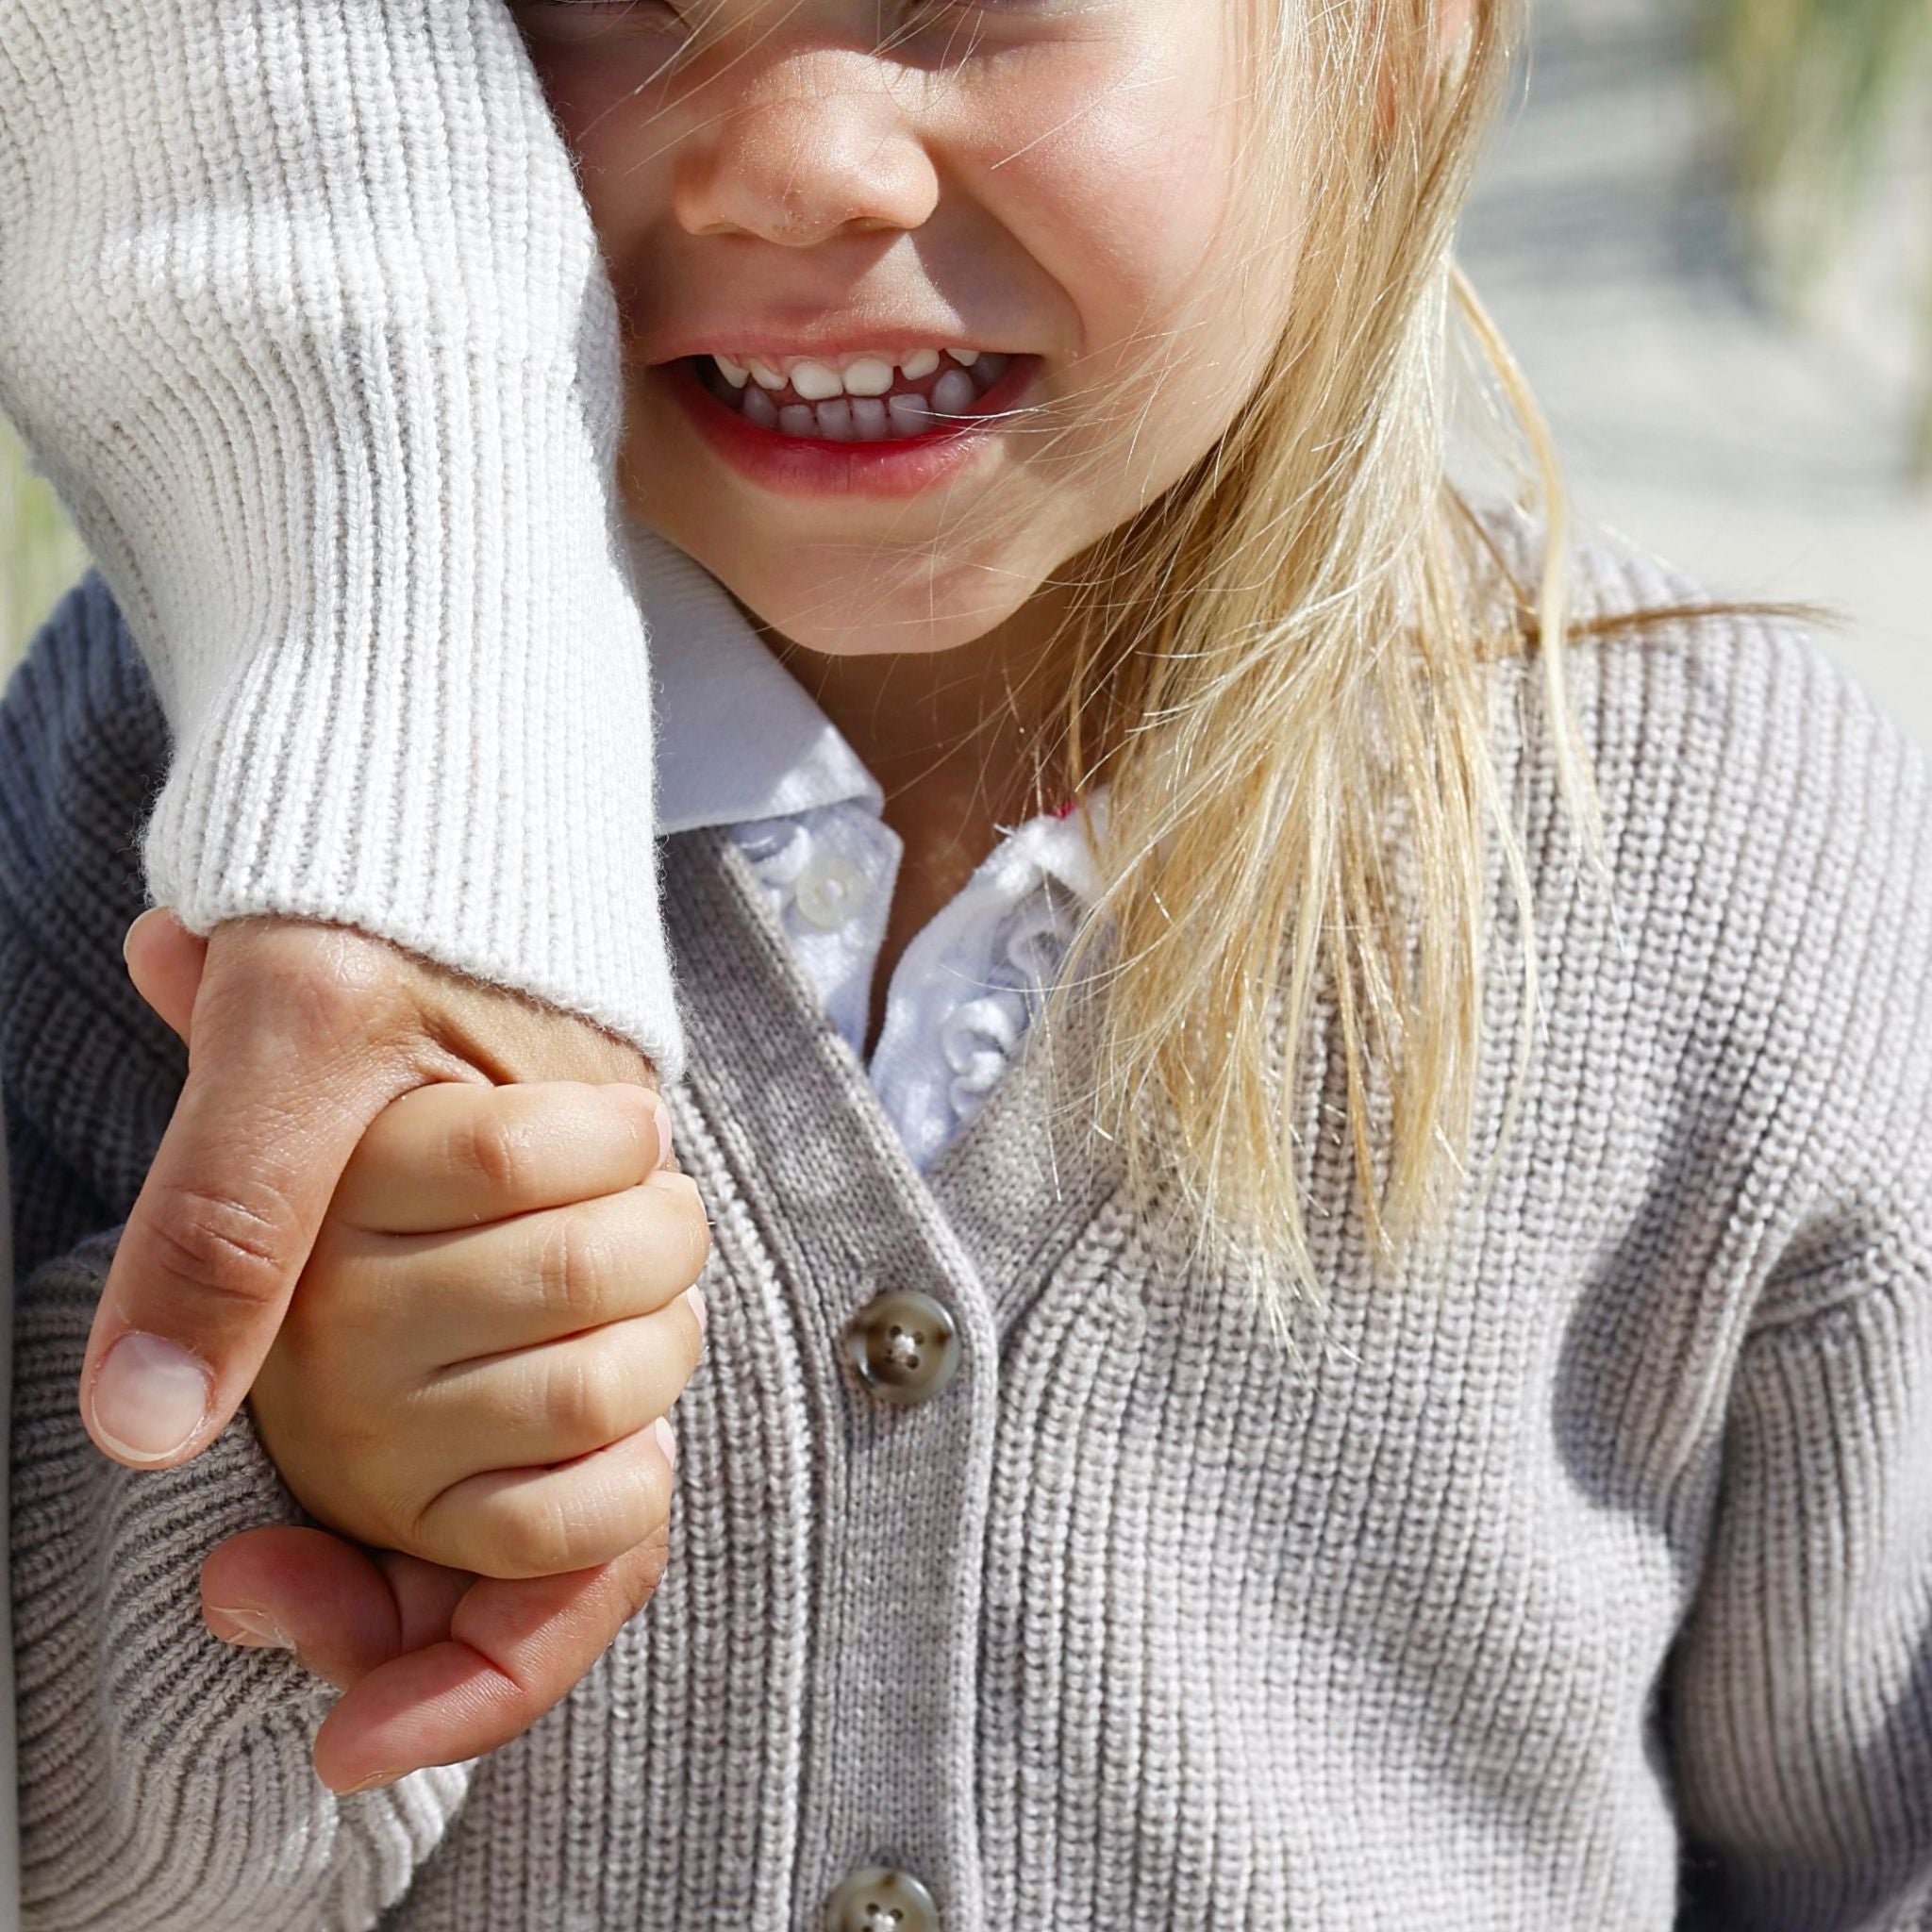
[88,909,676,1469]
[200,1524,674,1794]
[114,908,705,1791]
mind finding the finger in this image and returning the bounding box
[83,923,425,1470]
[123,908,208,1044]
[332,1079,672,1235]
[200,1526,467,1690]
[416,1409,679,1580]
[420,1287,706,1481]
[310,1521,675,1793]
[332,1168,709,1360]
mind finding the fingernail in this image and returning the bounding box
[683,1283,708,1346]
[208,1604,293,1651]
[89,1331,214,1463]
[653,1101,674,1172]
[122,906,165,964]
[652,1414,677,1467]
[341,1769,405,1795]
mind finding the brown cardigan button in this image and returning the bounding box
[843,1291,960,1406]
[822,1864,940,1931]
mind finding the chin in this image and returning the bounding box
[753,608,1012,659]
[714,563,1043,659]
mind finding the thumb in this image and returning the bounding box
[81,923,419,1470]
[124,908,209,1044]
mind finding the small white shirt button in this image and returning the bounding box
[794,852,868,931]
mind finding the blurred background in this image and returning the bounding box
[3,0,1929,741]
[1459,0,1931,739]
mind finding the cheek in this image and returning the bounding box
[957,31,1240,322]
[960,31,1287,487]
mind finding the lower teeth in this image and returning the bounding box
[718,354,1012,441]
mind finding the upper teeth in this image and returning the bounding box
[712,348,984,396]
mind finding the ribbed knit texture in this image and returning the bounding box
[0,1,685,1081]
[6,536,1932,1928]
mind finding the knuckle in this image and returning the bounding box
[449,1108,536,1198]
[549,1349,627,1446]
[286,953,379,1045]
[534,1210,610,1326]
[145,1180,291,1309]
[223,922,410,1056]
[492,1493,579,1579]
[490,1474,648,1580]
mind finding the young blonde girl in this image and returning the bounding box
[4,0,1930,1926]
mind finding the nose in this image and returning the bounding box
[671,59,940,247]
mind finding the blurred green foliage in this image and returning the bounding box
[1705,0,1932,475]
[0,422,85,676]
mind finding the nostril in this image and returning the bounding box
[666,85,940,248]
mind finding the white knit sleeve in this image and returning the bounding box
[0,1,685,1083]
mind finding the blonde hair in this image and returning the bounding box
[988,0,1637,1347]
[611,1,1795,1349]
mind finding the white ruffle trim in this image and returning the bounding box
[725,794,1106,1171]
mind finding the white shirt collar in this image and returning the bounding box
[624,520,884,834]
[625,519,1105,907]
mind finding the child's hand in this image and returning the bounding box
[247,1078,709,1581]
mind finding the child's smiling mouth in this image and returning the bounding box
[657,347,1041,501]
[694,346,1014,441]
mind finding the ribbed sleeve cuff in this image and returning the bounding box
[127,340,687,1081]
[0,0,686,1083]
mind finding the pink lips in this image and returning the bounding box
[660,354,1041,500]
